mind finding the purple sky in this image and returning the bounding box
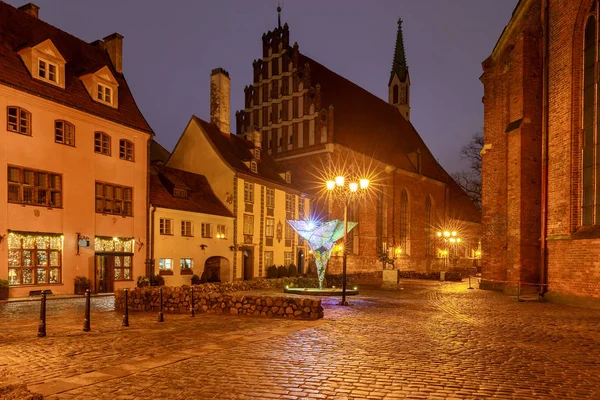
[7,0,517,173]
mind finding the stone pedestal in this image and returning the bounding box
[382,269,399,289]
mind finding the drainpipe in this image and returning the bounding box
[392,168,397,247]
[149,204,156,277]
[540,0,549,293]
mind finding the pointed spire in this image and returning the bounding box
[277,3,282,29]
[391,18,408,82]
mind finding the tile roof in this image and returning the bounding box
[298,53,481,223]
[150,165,232,217]
[192,116,300,191]
[0,1,153,134]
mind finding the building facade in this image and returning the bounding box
[0,3,152,297]
[167,69,310,280]
[235,20,481,274]
[481,0,600,301]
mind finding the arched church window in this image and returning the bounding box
[583,16,597,225]
[425,196,433,255]
[399,189,409,253]
[392,84,399,104]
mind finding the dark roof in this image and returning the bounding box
[150,165,233,217]
[192,116,298,190]
[390,18,409,83]
[150,139,171,163]
[298,53,481,223]
[0,2,153,134]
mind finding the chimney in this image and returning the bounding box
[18,3,39,18]
[103,33,124,74]
[210,68,231,134]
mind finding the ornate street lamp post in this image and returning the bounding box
[436,230,461,270]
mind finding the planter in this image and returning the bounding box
[74,283,89,295]
[0,286,8,300]
[180,269,193,276]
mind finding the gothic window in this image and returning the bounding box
[583,16,597,225]
[425,196,433,256]
[392,84,399,104]
[399,189,409,253]
[399,86,407,104]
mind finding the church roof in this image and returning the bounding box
[390,18,409,84]
[0,1,153,134]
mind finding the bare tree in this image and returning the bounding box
[452,131,483,209]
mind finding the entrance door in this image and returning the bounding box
[297,250,305,275]
[242,248,253,280]
[95,255,114,293]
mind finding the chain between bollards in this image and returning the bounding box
[83,289,91,332]
[157,286,164,322]
[189,286,195,317]
[37,292,46,338]
[122,288,129,327]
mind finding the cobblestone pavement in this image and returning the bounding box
[2,281,600,399]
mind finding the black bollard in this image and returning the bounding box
[157,286,164,322]
[37,292,47,338]
[83,289,91,332]
[122,288,129,327]
[189,286,195,317]
[468,275,474,290]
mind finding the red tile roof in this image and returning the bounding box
[150,165,232,217]
[299,54,481,223]
[0,1,153,134]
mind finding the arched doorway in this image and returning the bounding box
[297,250,305,275]
[242,247,253,280]
[204,256,231,283]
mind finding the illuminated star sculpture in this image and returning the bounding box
[287,220,357,289]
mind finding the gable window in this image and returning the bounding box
[160,218,173,235]
[94,132,111,156]
[7,107,31,136]
[119,139,134,161]
[8,166,62,207]
[55,121,74,146]
[97,83,112,105]
[266,188,275,209]
[244,182,254,204]
[38,59,58,83]
[95,182,133,216]
[181,221,193,237]
[201,223,212,238]
[399,189,410,253]
[250,161,258,173]
[216,224,227,239]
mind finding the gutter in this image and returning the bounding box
[540,0,549,293]
[149,204,156,277]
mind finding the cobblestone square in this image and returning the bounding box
[2,280,600,399]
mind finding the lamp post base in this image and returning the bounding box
[338,300,349,306]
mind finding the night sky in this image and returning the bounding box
[6,0,518,174]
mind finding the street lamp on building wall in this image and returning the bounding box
[326,175,370,306]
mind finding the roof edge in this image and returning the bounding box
[490,0,533,60]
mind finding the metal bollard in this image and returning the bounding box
[468,275,474,290]
[189,286,195,317]
[122,288,129,327]
[517,281,522,302]
[37,292,47,338]
[157,286,164,322]
[83,289,91,332]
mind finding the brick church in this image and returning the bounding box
[235,17,481,274]
[481,0,600,302]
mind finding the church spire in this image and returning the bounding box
[277,3,282,29]
[391,18,408,82]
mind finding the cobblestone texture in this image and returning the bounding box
[2,281,600,399]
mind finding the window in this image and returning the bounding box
[243,214,254,235]
[173,188,188,198]
[284,252,292,267]
[8,232,62,286]
[285,194,294,218]
[392,84,399,104]
[426,196,433,256]
[7,107,31,136]
[264,251,274,268]
[8,166,62,207]
[180,258,193,271]
[181,221,193,237]
[113,255,133,281]
[159,258,173,271]
[285,223,294,246]
[298,198,305,219]
[285,171,291,183]
[159,218,173,235]
[201,223,212,238]
[95,182,133,216]
[216,224,227,239]
[266,188,275,209]
[399,189,409,252]
[119,139,134,161]
[97,83,112,105]
[244,182,254,204]
[38,59,57,83]
[583,16,598,225]
[55,121,75,146]
[94,132,111,156]
[289,133,293,145]
[250,161,258,173]
[254,148,261,159]
[266,218,275,238]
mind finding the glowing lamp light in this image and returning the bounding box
[451,231,457,237]
[360,179,369,189]
[113,237,119,241]
[326,180,335,190]
[476,251,481,256]
[349,182,359,192]
[449,238,456,243]
[437,232,442,237]
[307,221,315,230]
[353,286,358,291]
[443,231,450,237]
[396,248,402,254]
[335,176,345,187]
[457,238,461,243]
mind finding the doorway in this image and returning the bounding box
[297,250,305,275]
[242,248,253,280]
[95,255,114,293]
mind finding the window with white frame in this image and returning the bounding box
[285,223,294,241]
[159,258,173,271]
[285,194,294,217]
[254,148,260,159]
[180,258,193,271]
[38,58,58,83]
[244,182,254,203]
[298,198,305,219]
[160,218,173,235]
[284,252,292,267]
[97,83,112,105]
[243,214,254,235]
[265,251,274,268]
[55,120,75,146]
[266,188,275,209]
[201,223,212,238]
[266,218,275,238]
[181,221,193,237]
[7,107,31,136]
[285,171,291,183]
[216,224,227,239]
[250,161,258,173]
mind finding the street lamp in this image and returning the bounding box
[437,230,462,270]
[326,174,370,306]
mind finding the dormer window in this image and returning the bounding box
[80,66,119,108]
[97,83,112,105]
[285,171,291,183]
[173,188,188,198]
[250,161,258,173]
[254,148,260,159]
[38,59,58,84]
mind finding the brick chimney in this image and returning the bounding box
[210,68,231,134]
[18,3,39,18]
[103,33,124,74]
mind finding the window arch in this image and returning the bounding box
[582,16,597,225]
[399,189,409,253]
[425,195,433,256]
[392,84,399,104]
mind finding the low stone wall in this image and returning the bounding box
[115,286,323,320]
